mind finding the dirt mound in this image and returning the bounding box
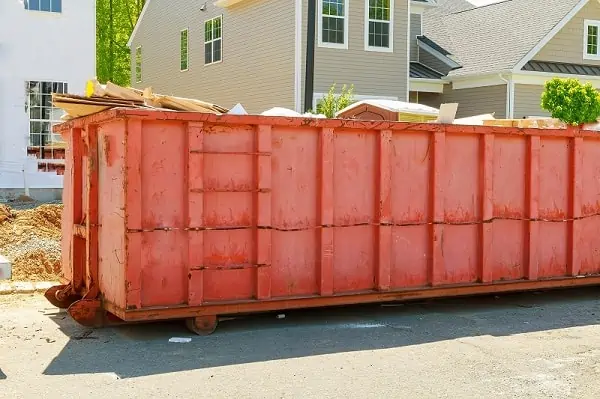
[0,204,63,281]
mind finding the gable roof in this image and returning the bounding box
[423,0,587,77]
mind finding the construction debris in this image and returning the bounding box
[52,79,229,120]
[0,204,63,281]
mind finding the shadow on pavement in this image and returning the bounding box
[0,368,6,380]
[44,287,600,379]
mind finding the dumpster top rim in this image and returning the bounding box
[53,107,593,138]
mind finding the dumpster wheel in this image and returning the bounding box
[44,285,81,309]
[185,315,218,335]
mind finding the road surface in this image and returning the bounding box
[1,289,600,398]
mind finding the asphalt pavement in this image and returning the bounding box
[1,288,600,398]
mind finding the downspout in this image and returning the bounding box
[498,73,514,118]
[304,0,316,112]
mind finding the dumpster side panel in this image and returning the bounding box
[97,120,127,307]
[580,138,600,275]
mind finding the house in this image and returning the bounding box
[0,0,95,199]
[128,0,445,114]
[415,0,600,119]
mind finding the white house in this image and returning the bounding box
[0,0,95,199]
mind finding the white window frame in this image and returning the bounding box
[135,46,142,83]
[25,80,68,166]
[180,28,189,72]
[584,19,600,60]
[364,0,394,53]
[317,0,350,50]
[204,15,223,66]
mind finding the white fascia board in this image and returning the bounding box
[513,71,600,88]
[410,78,446,93]
[127,0,152,48]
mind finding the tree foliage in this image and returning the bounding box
[315,84,355,118]
[96,0,145,86]
[541,78,600,126]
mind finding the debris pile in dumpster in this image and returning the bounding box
[52,79,230,120]
[0,204,63,281]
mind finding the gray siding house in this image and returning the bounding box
[414,0,600,119]
[127,0,442,114]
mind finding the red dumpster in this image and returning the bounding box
[46,109,600,334]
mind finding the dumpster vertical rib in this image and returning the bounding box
[376,130,393,291]
[431,129,446,286]
[480,134,494,283]
[527,135,540,280]
[256,125,273,299]
[568,136,583,276]
[187,122,205,306]
[85,124,99,298]
[319,127,335,296]
[125,119,143,309]
[70,127,85,291]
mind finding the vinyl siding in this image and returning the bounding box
[513,84,549,118]
[129,0,295,114]
[302,0,409,109]
[439,84,507,119]
[533,0,600,66]
[410,13,421,61]
[418,50,453,76]
[412,91,443,108]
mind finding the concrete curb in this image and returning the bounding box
[0,281,58,295]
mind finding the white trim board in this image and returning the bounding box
[450,70,600,91]
[512,0,589,71]
[294,0,302,113]
[127,0,152,47]
[410,78,446,93]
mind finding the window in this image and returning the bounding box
[205,16,222,65]
[24,0,62,13]
[135,46,142,83]
[585,20,600,59]
[318,0,349,49]
[365,0,394,52]
[180,29,189,71]
[25,81,68,163]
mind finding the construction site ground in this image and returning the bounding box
[0,199,63,282]
[2,289,600,398]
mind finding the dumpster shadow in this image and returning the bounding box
[44,287,600,379]
[0,368,6,380]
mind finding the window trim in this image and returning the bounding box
[364,0,394,53]
[317,0,350,50]
[204,15,224,66]
[135,46,142,83]
[584,19,600,60]
[180,28,189,72]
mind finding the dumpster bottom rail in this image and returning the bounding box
[86,275,600,335]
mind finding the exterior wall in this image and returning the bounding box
[419,51,453,76]
[513,84,549,119]
[533,0,600,66]
[410,13,421,62]
[440,84,507,119]
[130,0,296,114]
[411,91,443,108]
[0,0,95,189]
[303,0,410,109]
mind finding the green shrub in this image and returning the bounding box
[541,78,600,126]
[314,83,355,118]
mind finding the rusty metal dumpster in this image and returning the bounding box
[46,108,600,334]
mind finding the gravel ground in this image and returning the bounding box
[2,289,600,398]
[0,198,62,211]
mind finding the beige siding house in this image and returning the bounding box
[416,0,600,119]
[128,0,439,114]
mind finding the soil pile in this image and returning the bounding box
[0,204,63,281]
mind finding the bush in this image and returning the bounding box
[541,78,600,126]
[315,83,355,118]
